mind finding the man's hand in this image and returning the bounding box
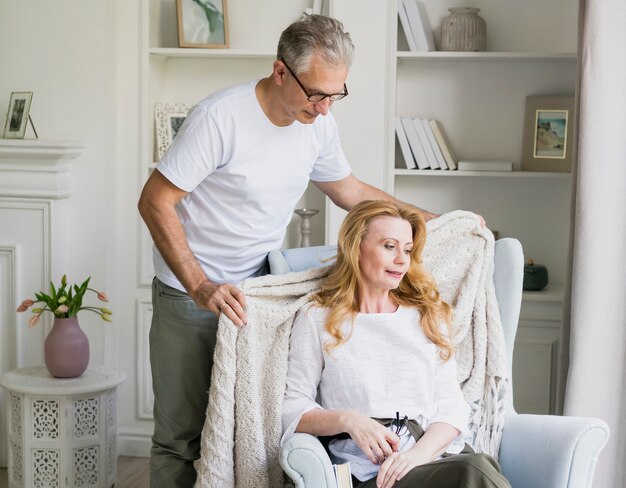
[192,281,247,327]
[345,413,400,465]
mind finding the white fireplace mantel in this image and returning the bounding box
[0,139,85,199]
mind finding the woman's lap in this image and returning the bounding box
[353,453,511,488]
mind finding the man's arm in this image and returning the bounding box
[138,170,246,326]
[313,174,439,221]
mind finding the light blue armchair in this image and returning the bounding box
[268,239,609,488]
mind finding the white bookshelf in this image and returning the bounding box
[388,0,577,288]
[138,0,327,288]
[383,0,577,414]
[394,169,572,179]
[397,51,577,62]
[148,48,275,59]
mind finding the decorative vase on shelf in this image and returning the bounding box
[441,7,486,52]
[44,317,90,378]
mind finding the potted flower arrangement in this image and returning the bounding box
[17,275,112,378]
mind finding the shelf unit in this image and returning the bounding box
[148,47,275,59]
[385,0,577,414]
[387,0,577,289]
[138,0,328,287]
[394,169,572,179]
[397,51,577,62]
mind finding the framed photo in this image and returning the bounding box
[3,92,33,139]
[522,95,575,173]
[176,0,229,48]
[154,102,192,161]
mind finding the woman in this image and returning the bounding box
[282,200,510,488]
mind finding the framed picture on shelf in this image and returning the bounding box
[176,0,229,48]
[522,95,575,173]
[154,102,192,161]
[2,91,33,139]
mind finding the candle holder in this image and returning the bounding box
[294,208,319,247]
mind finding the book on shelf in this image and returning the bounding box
[420,118,448,169]
[403,0,435,52]
[412,118,440,169]
[397,0,418,51]
[457,160,514,171]
[333,463,354,488]
[395,117,417,169]
[429,120,457,170]
[400,117,429,169]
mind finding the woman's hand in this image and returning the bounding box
[376,422,459,488]
[345,413,400,465]
[375,445,431,488]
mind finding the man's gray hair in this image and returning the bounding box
[277,14,354,74]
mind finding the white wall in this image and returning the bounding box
[0,0,121,465]
[0,0,117,354]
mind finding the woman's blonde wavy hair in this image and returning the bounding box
[312,200,454,360]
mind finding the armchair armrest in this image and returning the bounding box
[280,433,337,488]
[499,414,609,488]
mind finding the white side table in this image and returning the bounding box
[0,365,126,488]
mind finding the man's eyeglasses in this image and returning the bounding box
[280,57,348,103]
[392,411,409,437]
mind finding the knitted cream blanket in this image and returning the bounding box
[194,210,508,488]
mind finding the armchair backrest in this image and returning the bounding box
[492,238,524,413]
[268,238,525,412]
[268,245,336,275]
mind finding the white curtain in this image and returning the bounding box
[560,0,626,486]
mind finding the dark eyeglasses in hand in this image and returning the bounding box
[280,57,349,103]
[392,411,409,437]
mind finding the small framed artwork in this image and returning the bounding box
[3,91,33,139]
[522,95,575,173]
[154,102,192,161]
[176,0,229,48]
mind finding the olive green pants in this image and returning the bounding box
[352,418,511,488]
[353,452,511,488]
[149,278,219,488]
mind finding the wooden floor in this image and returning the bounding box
[0,456,150,488]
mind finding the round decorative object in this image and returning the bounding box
[441,7,486,52]
[523,259,549,291]
[44,317,90,378]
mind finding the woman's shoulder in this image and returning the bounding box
[290,303,333,350]
[295,302,330,328]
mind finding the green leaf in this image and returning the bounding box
[50,281,56,298]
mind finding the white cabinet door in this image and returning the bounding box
[513,290,564,414]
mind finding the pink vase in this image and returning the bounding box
[44,317,90,378]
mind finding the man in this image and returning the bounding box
[138,14,435,487]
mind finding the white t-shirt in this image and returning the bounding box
[155,80,351,290]
[282,303,470,481]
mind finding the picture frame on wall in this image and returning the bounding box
[154,102,192,161]
[522,95,575,173]
[2,91,33,139]
[176,0,229,48]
